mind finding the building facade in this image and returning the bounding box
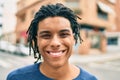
[0,0,18,44]
[116,0,120,47]
[0,1,4,37]
[15,0,119,54]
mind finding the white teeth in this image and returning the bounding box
[49,51,63,57]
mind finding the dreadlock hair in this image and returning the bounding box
[27,3,83,63]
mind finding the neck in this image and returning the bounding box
[40,62,75,79]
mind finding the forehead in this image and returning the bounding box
[38,16,72,31]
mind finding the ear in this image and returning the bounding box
[36,36,39,46]
[36,36,38,39]
[72,35,76,45]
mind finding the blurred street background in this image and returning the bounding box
[0,0,120,80]
[0,51,120,80]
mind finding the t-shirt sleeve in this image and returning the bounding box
[6,71,17,80]
[90,75,98,80]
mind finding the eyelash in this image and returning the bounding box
[60,33,70,38]
[40,34,51,39]
[39,33,70,39]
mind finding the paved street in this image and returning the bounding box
[0,51,120,80]
[0,51,34,80]
[79,60,120,80]
[70,53,120,80]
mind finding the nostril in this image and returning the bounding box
[47,51,50,54]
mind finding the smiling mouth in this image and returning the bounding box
[46,50,66,57]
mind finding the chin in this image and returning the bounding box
[49,60,68,68]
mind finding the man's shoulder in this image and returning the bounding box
[79,68,98,80]
[6,63,39,80]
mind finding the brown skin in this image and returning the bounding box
[36,16,80,80]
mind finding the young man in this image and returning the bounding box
[7,3,97,80]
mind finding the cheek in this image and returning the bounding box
[37,39,50,52]
[37,40,48,51]
[64,37,75,47]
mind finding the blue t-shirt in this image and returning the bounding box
[7,63,97,80]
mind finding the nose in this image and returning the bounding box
[50,35,61,48]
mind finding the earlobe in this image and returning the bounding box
[73,35,76,45]
[74,39,76,45]
[36,36,38,39]
[36,36,39,41]
[72,37,75,45]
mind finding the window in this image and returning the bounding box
[91,35,101,48]
[0,4,4,7]
[97,6,108,20]
[73,9,81,14]
[0,24,2,27]
[107,37,118,45]
[65,0,80,10]
[0,14,2,17]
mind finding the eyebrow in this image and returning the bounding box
[38,31,50,35]
[38,29,71,35]
[59,29,71,33]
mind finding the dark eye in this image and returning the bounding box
[40,34,51,39]
[60,33,70,38]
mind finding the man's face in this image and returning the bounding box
[37,16,75,68]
